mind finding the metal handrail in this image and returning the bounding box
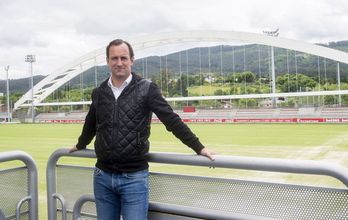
[148,152,348,187]
[53,193,67,220]
[47,147,348,220]
[0,151,38,220]
[46,148,96,220]
[48,148,348,187]
[16,196,31,220]
[0,207,5,220]
[72,194,95,220]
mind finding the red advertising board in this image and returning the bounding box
[39,118,348,123]
[157,118,348,123]
[183,107,196,112]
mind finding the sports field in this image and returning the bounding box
[1,123,348,218]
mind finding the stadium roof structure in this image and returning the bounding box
[15,30,348,109]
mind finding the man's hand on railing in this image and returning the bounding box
[199,148,216,161]
[68,145,79,153]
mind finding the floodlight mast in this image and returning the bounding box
[5,65,10,122]
[263,29,279,107]
[25,55,36,123]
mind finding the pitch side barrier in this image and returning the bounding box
[47,148,348,220]
[0,151,38,220]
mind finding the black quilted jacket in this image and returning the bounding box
[76,73,205,173]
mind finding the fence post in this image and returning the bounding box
[46,148,96,220]
[0,151,38,220]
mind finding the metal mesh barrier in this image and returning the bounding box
[56,165,96,220]
[0,167,29,220]
[48,149,348,220]
[149,173,348,219]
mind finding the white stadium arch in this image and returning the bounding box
[14,30,348,109]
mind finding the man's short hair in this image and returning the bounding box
[106,39,134,58]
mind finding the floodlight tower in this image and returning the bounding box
[25,55,36,123]
[5,65,10,122]
[263,29,279,107]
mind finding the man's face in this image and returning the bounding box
[106,43,134,80]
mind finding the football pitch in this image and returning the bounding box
[1,122,348,218]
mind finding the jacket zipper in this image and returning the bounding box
[113,100,119,171]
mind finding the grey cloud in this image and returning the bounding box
[2,0,348,80]
[0,22,36,47]
[74,12,183,40]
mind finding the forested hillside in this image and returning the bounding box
[1,40,348,95]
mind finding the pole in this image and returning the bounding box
[337,62,342,106]
[271,46,276,107]
[30,62,34,122]
[5,65,10,122]
[263,29,279,108]
[25,55,36,123]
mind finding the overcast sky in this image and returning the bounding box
[1,0,348,79]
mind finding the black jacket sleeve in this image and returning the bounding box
[76,89,98,150]
[147,82,205,154]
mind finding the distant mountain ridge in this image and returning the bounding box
[1,40,348,95]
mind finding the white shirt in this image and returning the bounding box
[107,74,133,100]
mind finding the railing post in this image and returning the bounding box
[72,194,95,220]
[0,207,5,220]
[46,148,96,220]
[0,151,38,220]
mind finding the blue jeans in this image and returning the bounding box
[93,167,149,220]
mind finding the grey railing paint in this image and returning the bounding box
[46,148,96,220]
[0,150,38,220]
[148,152,348,187]
[47,148,348,220]
[0,207,5,220]
[72,194,95,220]
[52,193,67,220]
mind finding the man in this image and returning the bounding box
[69,39,216,220]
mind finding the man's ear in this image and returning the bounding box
[106,57,109,65]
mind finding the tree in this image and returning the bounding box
[159,69,172,95]
[237,98,257,107]
[234,73,243,83]
[150,74,157,84]
[324,95,336,105]
[244,71,255,83]
[214,89,229,96]
[276,73,318,93]
[9,92,24,105]
[287,99,295,107]
[175,73,188,97]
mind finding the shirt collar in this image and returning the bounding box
[108,74,133,89]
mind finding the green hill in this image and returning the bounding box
[1,40,348,95]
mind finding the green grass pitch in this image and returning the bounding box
[1,122,348,218]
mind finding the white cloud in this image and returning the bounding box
[0,0,348,79]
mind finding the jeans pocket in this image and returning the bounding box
[124,169,148,179]
[93,167,103,176]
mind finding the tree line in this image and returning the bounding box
[2,68,347,114]
[2,41,348,111]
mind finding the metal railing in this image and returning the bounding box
[46,148,348,220]
[0,151,38,220]
[2,148,347,219]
